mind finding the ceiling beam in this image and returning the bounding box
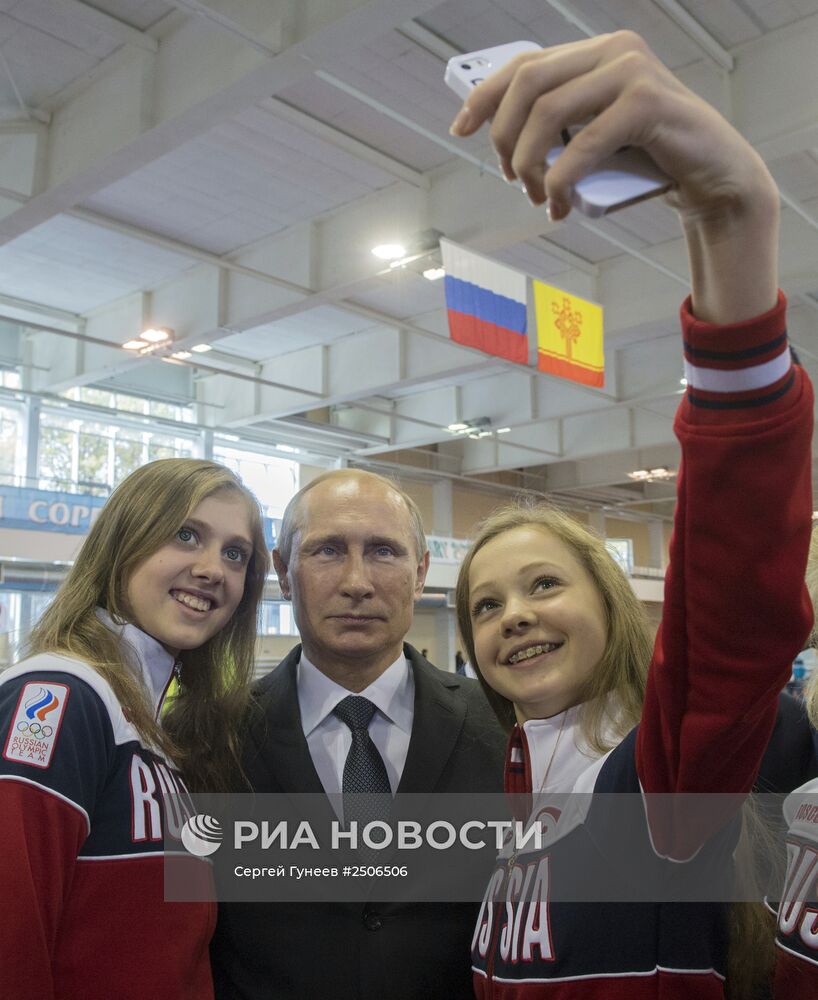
[50,0,159,52]
[0,0,445,246]
[264,98,429,190]
[649,0,733,71]
[162,0,282,58]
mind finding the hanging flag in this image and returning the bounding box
[440,239,528,364]
[533,280,604,387]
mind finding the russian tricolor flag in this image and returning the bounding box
[440,239,528,364]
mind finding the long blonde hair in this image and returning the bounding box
[803,525,818,726]
[28,458,270,791]
[455,499,651,750]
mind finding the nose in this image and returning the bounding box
[191,544,224,583]
[340,551,374,600]
[500,595,535,637]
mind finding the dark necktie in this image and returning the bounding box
[333,695,392,833]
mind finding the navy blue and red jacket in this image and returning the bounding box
[472,293,814,999]
[0,618,215,1000]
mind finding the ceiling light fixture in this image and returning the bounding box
[627,466,676,483]
[374,230,444,269]
[120,327,174,355]
[422,267,446,281]
[372,243,407,261]
[140,327,170,343]
[445,417,493,436]
[191,344,212,353]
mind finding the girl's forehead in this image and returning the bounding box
[470,524,581,579]
[479,523,567,556]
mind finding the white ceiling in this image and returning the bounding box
[1,0,818,517]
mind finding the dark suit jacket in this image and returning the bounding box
[211,644,507,1000]
[757,690,818,794]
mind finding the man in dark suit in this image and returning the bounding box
[211,469,507,999]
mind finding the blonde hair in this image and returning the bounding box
[276,468,427,564]
[455,499,651,752]
[804,525,818,727]
[725,525,818,997]
[727,516,818,999]
[28,458,270,791]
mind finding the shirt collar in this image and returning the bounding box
[95,608,177,718]
[520,705,594,793]
[297,649,414,737]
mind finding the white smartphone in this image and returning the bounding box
[444,41,672,218]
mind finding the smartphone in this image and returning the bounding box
[444,41,672,218]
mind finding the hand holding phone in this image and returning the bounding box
[445,41,672,218]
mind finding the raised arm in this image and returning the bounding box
[449,32,813,819]
[449,30,779,323]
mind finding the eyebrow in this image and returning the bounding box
[185,517,253,550]
[470,561,565,597]
[370,536,408,552]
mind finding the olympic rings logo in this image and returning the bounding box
[16,721,53,738]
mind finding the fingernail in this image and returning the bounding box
[449,107,474,135]
[546,197,566,220]
[498,160,515,183]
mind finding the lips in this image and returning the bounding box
[506,641,563,665]
[330,614,381,623]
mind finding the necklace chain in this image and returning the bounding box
[507,711,568,874]
[537,711,568,794]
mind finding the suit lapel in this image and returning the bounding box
[248,647,470,854]
[368,649,468,882]
[247,646,325,796]
[397,648,467,794]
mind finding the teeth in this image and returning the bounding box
[508,643,559,664]
[171,590,211,612]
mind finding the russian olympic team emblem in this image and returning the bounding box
[18,687,62,738]
[3,682,70,769]
[181,814,223,857]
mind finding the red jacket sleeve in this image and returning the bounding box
[0,781,87,997]
[636,293,814,806]
[0,670,111,994]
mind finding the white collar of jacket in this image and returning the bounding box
[94,608,177,719]
[520,705,599,793]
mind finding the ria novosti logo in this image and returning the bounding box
[181,814,223,857]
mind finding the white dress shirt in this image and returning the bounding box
[297,650,415,805]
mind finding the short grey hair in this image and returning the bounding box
[275,469,428,564]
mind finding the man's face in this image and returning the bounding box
[274,476,429,687]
